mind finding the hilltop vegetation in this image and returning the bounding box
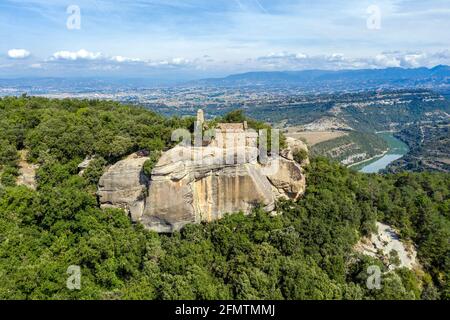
[387,122,450,173]
[0,95,195,187]
[310,131,388,166]
[0,97,448,300]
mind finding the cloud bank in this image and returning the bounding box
[8,49,31,59]
[2,47,450,79]
[52,49,102,61]
[253,51,450,71]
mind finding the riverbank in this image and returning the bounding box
[348,149,388,168]
[353,132,409,173]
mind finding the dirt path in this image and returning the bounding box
[16,150,37,190]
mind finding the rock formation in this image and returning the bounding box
[141,145,279,232]
[77,156,95,176]
[98,113,308,233]
[265,156,306,200]
[98,143,307,233]
[282,137,309,161]
[97,154,149,221]
[354,222,419,271]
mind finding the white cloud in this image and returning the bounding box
[19,48,448,77]
[48,50,191,69]
[148,57,191,67]
[254,51,445,70]
[256,52,356,70]
[403,53,427,67]
[264,52,308,60]
[52,49,102,61]
[295,53,308,59]
[171,57,190,65]
[374,53,401,68]
[254,50,450,72]
[327,53,344,62]
[372,52,433,68]
[110,55,141,63]
[8,49,31,59]
[37,49,195,76]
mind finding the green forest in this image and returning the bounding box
[387,122,450,173]
[0,96,448,300]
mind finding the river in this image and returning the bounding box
[353,132,409,173]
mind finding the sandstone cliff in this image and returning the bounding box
[98,142,307,233]
[97,154,149,221]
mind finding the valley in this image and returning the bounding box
[3,85,448,171]
[273,90,449,171]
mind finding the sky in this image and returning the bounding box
[1,0,450,79]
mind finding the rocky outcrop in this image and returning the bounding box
[355,222,419,271]
[98,142,307,233]
[302,117,352,131]
[265,157,306,200]
[140,145,276,232]
[281,137,310,166]
[97,154,149,221]
[78,156,95,176]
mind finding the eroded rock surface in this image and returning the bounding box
[265,156,306,200]
[355,222,419,270]
[78,156,95,176]
[281,137,310,166]
[97,154,149,221]
[144,146,276,231]
[98,142,307,233]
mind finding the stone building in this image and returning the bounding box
[195,109,258,149]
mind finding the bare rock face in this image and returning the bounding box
[139,145,276,232]
[265,157,306,200]
[77,156,95,176]
[98,142,307,233]
[97,154,149,221]
[355,222,419,271]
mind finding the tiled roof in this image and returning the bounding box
[216,123,245,131]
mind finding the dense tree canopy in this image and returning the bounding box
[0,97,448,300]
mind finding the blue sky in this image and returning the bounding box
[1,0,450,78]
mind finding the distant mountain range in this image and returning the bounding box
[189,65,450,92]
[1,65,450,94]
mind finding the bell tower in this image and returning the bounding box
[196,109,204,129]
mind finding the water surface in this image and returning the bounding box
[357,132,409,173]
